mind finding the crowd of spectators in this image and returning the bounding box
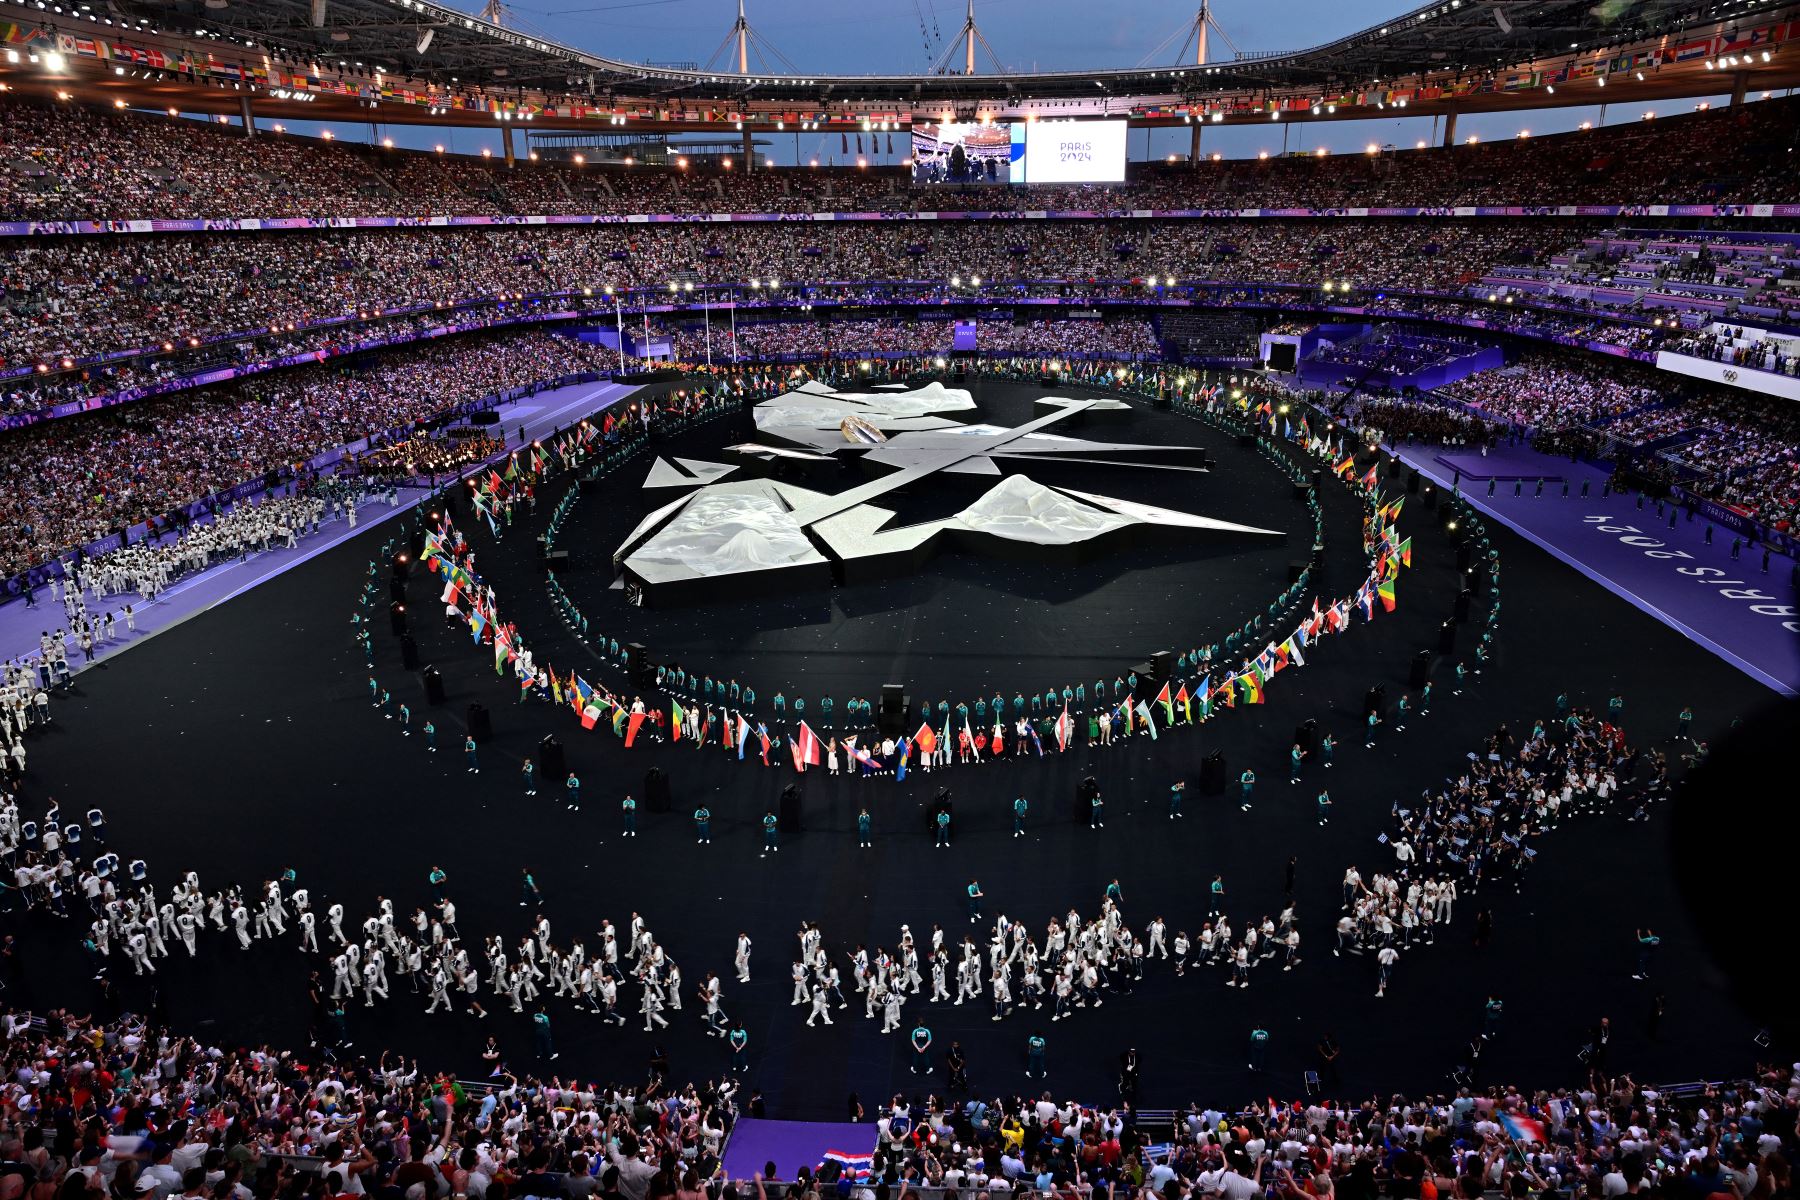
[665,318,1161,362]
[1433,352,1667,432]
[0,218,1576,378]
[7,92,1800,221]
[0,329,612,577]
[1,999,1795,1200]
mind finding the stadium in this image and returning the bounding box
[2,0,1800,1192]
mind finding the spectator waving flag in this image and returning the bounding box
[1501,1113,1547,1145]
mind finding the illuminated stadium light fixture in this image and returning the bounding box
[574,154,585,164]
[1517,129,1529,138]
[322,129,335,139]
[1546,84,1554,93]
[45,50,65,70]
[1166,153,1176,163]
[274,124,286,133]
[767,157,776,167]
[1597,75,1605,86]
[1258,150,1269,159]
[1211,111,1222,123]
[1365,143,1378,154]
[481,147,491,157]
[1211,152,1222,161]
[1314,146,1327,156]
[677,157,688,168]
[1416,140,1427,148]
[1466,134,1479,144]
[722,157,732,168]
[1635,70,1644,80]
[113,98,127,108]
[1705,59,1715,69]
[1579,120,1592,129]
[382,137,394,147]
[1642,110,1655,119]
[971,275,982,286]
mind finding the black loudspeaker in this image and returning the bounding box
[422,666,445,706]
[1292,483,1312,502]
[400,635,419,671]
[389,577,407,604]
[1287,560,1308,582]
[878,684,908,738]
[1454,589,1473,623]
[1237,433,1257,448]
[1406,468,1421,494]
[469,410,501,426]
[1199,751,1228,795]
[1148,651,1174,683]
[1467,564,1486,595]
[1038,374,1058,386]
[627,643,653,687]
[1455,542,1473,573]
[1153,395,1172,410]
[389,601,408,636]
[1438,619,1457,656]
[1295,718,1319,755]
[578,474,603,493]
[391,552,411,582]
[645,767,671,813]
[1424,485,1439,510]
[539,549,570,574]
[1410,649,1433,689]
[779,783,802,832]
[467,702,491,741]
[1364,685,1386,718]
[538,734,566,782]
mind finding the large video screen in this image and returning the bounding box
[1021,119,1129,184]
[911,122,1024,184]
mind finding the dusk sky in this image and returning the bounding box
[287,0,1756,160]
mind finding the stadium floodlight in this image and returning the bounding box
[416,28,434,53]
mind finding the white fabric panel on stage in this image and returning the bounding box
[625,485,826,583]
[954,476,1133,545]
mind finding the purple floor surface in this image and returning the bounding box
[1391,442,1799,696]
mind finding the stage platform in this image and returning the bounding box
[4,382,1782,1120]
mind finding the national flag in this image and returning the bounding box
[1135,700,1158,741]
[788,737,805,773]
[1197,675,1213,719]
[794,721,823,767]
[1358,585,1376,622]
[1397,536,1412,568]
[736,715,750,760]
[612,705,628,736]
[470,610,487,643]
[671,697,687,741]
[849,738,878,770]
[1359,463,1379,490]
[1154,681,1174,723]
[895,737,910,782]
[1334,456,1356,479]
[914,722,938,757]
[1239,672,1264,705]
[1054,704,1073,752]
[624,710,647,747]
[698,709,712,748]
[758,724,772,766]
[821,1152,874,1181]
[493,638,508,675]
[549,671,563,707]
[1377,575,1397,612]
[1176,682,1191,723]
[581,703,602,730]
[1500,1114,1547,1145]
[1281,636,1306,669]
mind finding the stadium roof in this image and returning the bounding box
[5,0,1800,130]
